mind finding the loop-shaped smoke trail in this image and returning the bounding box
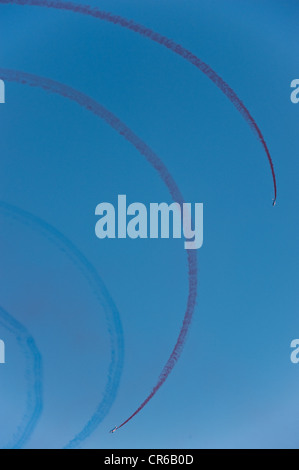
[0,1,278,433]
[0,201,124,448]
[0,68,197,432]
[0,0,277,203]
[0,305,43,449]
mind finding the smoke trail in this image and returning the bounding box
[0,306,43,449]
[117,249,197,430]
[0,201,124,448]
[0,0,277,203]
[0,68,198,431]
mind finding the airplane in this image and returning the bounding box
[109,426,118,434]
[272,199,276,207]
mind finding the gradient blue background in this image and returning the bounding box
[0,0,298,448]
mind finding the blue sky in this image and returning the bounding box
[0,0,298,448]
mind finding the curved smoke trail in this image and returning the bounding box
[0,305,43,449]
[0,68,198,431]
[117,249,197,430]
[0,0,277,203]
[0,201,124,448]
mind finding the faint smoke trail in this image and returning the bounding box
[0,306,43,449]
[0,201,124,448]
[0,69,198,431]
[0,0,277,203]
